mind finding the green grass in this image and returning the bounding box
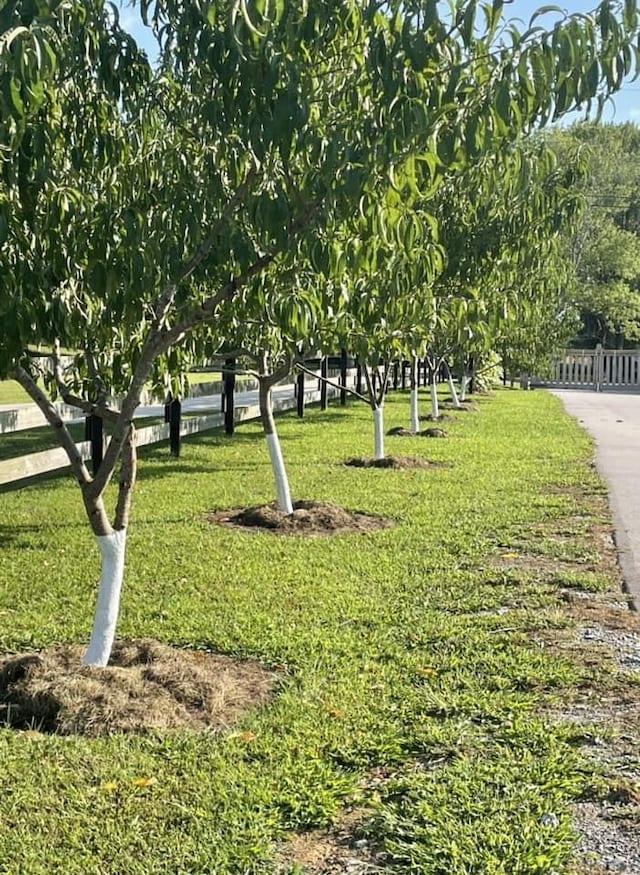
[0,379,36,405]
[0,389,626,873]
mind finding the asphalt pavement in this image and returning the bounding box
[551,389,640,608]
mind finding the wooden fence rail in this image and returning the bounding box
[0,369,357,488]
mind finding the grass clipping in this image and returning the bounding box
[0,640,277,737]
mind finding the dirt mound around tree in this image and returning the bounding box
[0,639,277,737]
[387,427,447,438]
[344,456,445,470]
[439,401,478,412]
[209,500,392,536]
[420,413,454,422]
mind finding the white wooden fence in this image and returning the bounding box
[539,346,640,391]
[0,371,356,487]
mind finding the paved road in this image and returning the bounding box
[552,389,640,607]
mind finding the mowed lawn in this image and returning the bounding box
[0,389,634,874]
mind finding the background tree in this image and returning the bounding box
[548,122,640,347]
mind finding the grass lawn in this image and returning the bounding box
[0,389,637,873]
[0,379,38,406]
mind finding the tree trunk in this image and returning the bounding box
[410,354,420,434]
[259,377,294,514]
[83,426,137,666]
[446,364,461,409]
[373,405,385,460]
[460,373,469,400]
[429,371,439,418]
[83,528,128,667]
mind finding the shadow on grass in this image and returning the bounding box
[0,520,86,548]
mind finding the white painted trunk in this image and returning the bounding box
[83,529,127,667]
[373,406,385,460]
[266,431,294,514]
[410,386,420,434]
[430,379,439,419]
[460,374,469,401]
[448,374,461,408]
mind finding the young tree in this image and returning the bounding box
[3,0,639,667]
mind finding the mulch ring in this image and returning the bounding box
[0,639,277,737]
[344,456,448,470]
[387,426,447,438]
[438,401,478,412]
[208,500,393,536]
[420,413,454,422]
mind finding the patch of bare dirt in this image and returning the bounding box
[209,500,393,536]
[387,427,447,438]
[489,551,584,576]
[274,809,383,875]
[563,596,640,632]
[572,802,640,874]
[0,639,277,737]
[344,456,446,470]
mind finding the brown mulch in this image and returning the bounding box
[420,413,454,422]
[439,401,478,412]
[208,500,393,536]
[0,639,277,737]
[387,426,447,438]
[344,456,446,470]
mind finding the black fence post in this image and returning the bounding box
[401,361,407,390]
[85,414,103,476]
[468,356,475,395]
[223,357,236,435]
[423,358,429,387]
[297,370,305,418]
[393,361,399,390]
[340,348,348,406]
[356,360,363,396]
[320,356,328,410]
[169,398,181,457]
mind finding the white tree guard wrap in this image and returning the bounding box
[410,386,420,434]
[83,529,127,667]
[460,375,469,401]
[374,406,385,460]
[430,379,439,419]
[266,431,294,514]
[448,374,461,408]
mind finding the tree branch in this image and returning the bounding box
[296,363,368,404]
[377,361,391,407]
[11,365,93,488]
[114,424,137,531]
[51,343,119,423]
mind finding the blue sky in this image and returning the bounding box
[120,1,639,125]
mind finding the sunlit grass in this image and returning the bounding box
[0,389,624,874]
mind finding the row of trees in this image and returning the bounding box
[1,0,639,666]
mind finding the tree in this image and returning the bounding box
[2,0,639,667]
[548,122,640,347]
